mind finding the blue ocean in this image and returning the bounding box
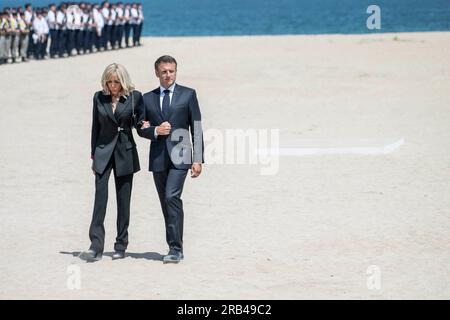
[1,0,449,36]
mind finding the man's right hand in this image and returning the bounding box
[156,121,171,136]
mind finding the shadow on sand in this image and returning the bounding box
[59,251,164,261]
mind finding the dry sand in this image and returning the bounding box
[0,32,449,299]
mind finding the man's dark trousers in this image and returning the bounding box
[153,159,188,254]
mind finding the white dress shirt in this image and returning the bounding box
[124,8,130,22]
[33,16,49,36]
[74,11,82,30]
[130,8,138,24]
[116,7,125,25]
[93,8,104,27]
[56,11,66,30]
[110,8,117,25]
[154,83,176,137]
[102,8,113,26]
[82,12,90,30]
[159,83,176,111]
[24,10,33,24]
[66,13,75,30]
[47,10,57,29]
[138,8,144,23]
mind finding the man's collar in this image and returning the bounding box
[160,83,176,94]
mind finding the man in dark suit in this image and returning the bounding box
[138,55,204,264]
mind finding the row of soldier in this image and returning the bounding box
[0,1,144,65]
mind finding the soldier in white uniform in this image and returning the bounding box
[92,4,104,51]
[24,4,34,59]
[0,11,8,65]
[32,9,49,60]
[110,3,118,49]
[47,4,58,58]
[101,1,112,50]
[130,3,139,47]
[42,8,50,58]
[137,3,144,46]
[56,3,67,57]
[123,3,131,47]
[73,6,83,54]
[66,5,77,56]
[116,2,125,49]
[81,3,93,54]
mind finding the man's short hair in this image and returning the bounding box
[154,55,177,70]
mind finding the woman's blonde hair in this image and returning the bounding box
[101,63,135,96]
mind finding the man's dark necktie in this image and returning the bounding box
[162,89,170,120]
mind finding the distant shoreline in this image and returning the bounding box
[140,30,450,38]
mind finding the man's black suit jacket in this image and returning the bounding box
[138,84,204,172]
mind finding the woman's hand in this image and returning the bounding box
[140,121,150,129]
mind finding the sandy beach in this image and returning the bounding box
[0,32,449,299]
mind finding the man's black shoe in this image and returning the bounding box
[163,250,184,264]
[79,249,102,262]
[112,250,126,260]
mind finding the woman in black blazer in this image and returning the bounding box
[79,63,147,262]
